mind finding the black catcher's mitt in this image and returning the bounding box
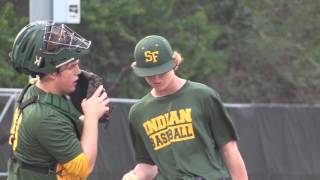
[69,70,110,126]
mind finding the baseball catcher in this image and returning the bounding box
[7,21,110,180]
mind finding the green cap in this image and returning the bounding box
[133,35,174,77]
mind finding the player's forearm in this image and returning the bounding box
[80,116,99,173]
[221,140,248,180]
[226,159,248,180]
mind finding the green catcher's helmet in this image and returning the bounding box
[9,21,91,75]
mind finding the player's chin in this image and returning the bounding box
[153,83,165,90]
[150,82,162,88]
[67,86,77,94]
[71,81,78,89]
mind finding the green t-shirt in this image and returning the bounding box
[129,81,238,180]
[7,85,83,180]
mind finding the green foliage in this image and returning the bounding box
[0,2,28,88]
[78,0,229,98]
[215,0,320,103]
[2,0,320,103]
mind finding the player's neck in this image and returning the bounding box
[36,78,63,96]
[151,77,186,97]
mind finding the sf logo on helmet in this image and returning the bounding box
[144,51,159,63]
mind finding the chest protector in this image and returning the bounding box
[8,83,83,175]
[16,83,83,139]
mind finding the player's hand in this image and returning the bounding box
[81,85,109,121]
[122,171,139,180]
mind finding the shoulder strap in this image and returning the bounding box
[19,96,38,110]
[5,84,36,149]
[14,84,83,139]
[16,83,36,109]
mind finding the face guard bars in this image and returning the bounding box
[43,22,91,54]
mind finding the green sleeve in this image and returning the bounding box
[36,110,82,164]
[129,106,154,165]
[203,89,239,146]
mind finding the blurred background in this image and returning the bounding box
[1,0,320,103]
[1,0,320,180]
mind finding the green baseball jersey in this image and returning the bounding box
[129,81,239,180]
[7,85,83,180]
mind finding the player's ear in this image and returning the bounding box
[47,71,58,80]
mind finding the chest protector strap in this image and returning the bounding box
[17,83,83,138]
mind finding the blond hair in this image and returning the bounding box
[172,51,183,70]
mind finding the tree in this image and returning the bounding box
[78,0,230,98]
[1,0,319,103]
[0,1,28,88]
[213,0,320,103]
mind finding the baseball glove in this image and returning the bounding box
[69,70,110,126]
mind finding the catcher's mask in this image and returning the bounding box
[132,35,174,77]
[9,21,91,75]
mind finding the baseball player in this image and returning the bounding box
[122,35,248,180]
[7,21,109,180]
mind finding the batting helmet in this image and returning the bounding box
[9,21,91,75]
[132,35,174,77]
